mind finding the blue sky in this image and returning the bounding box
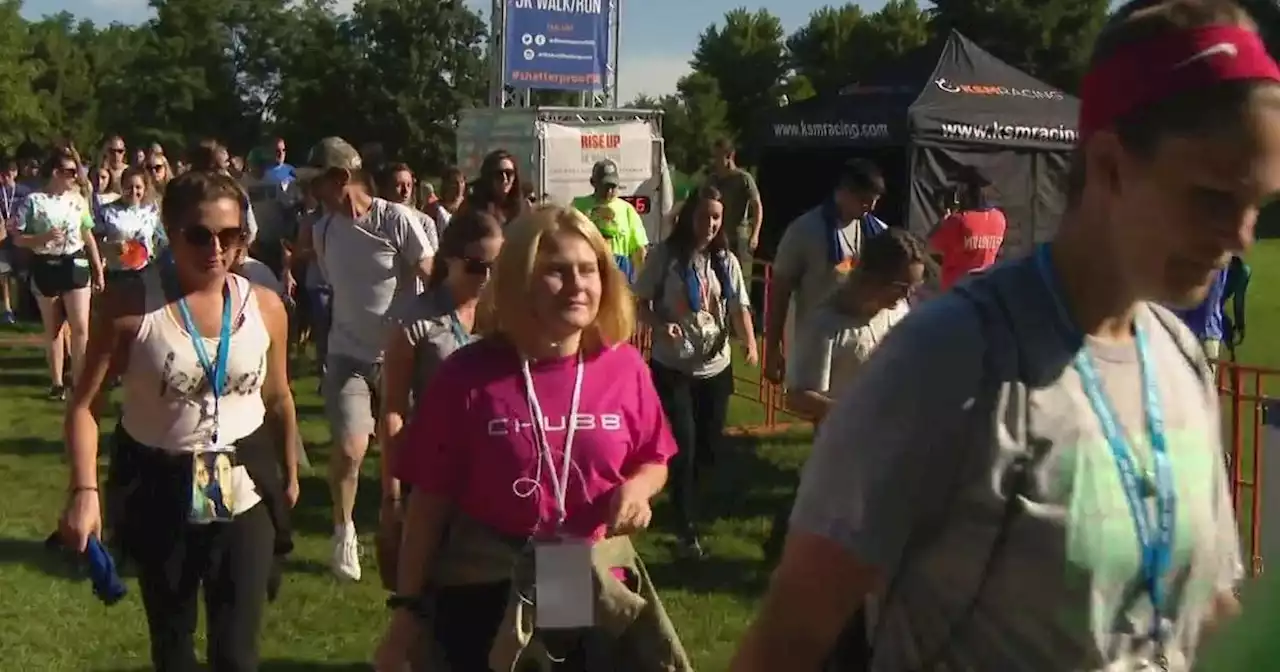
[21,0,897,101]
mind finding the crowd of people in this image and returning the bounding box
[0,0,1269,669]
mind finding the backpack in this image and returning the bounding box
[1222,256,1251,354]
[829,273,1209,671]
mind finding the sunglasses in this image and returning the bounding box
[56,167,77,178]
[109,148,125,154]
[460,257,493,275]
[496,169,516,179]
[149,164,166,172]
[181,225,246,249]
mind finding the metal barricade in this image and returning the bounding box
[1217,360,1276,577]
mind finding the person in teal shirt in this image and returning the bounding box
[572,159,647,281]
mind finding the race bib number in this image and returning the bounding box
[189,445,237,524]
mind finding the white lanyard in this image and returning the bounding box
[520,352,585,528]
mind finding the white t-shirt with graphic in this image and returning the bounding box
[19,192,95,256]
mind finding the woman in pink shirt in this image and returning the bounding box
[929,171,1007,290]
[375,205,677,671]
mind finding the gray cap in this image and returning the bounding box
[297,137,363,179]
[591,159,620,187]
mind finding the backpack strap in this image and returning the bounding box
[858,279,1033,671]
[1146,302,1211,384]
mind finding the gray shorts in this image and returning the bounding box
[324,353,381,441]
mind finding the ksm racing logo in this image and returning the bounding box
[934,78,1065,100]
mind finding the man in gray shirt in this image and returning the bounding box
[763,158,887,386]
[303,137,435,582]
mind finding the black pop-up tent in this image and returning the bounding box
[755,30,1080,259]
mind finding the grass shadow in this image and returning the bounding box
[0,371,54,389]
[650,435,805,528]
[0,536,90,581]
[0,350,46,371]
[643,552,770,599]
[289,471,381,537]
[0,435,66,457]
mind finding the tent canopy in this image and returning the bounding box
[763,31,1080,151]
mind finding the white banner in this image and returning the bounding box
[542,121,654,203]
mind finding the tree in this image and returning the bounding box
[0,1,46,152]
[124,0,253,151]
[343,0,487,172]
[787,5,867,96]
[930,0,1109,90]
[661,71,731,175]
[690,8,789,153]
[788,1,930,97]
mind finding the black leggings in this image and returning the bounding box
[649,360,734,531]
[136,505,275,671]
[432,581,588,671]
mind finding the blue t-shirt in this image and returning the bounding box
[262,163,296,187]
[1174,267,1228,340]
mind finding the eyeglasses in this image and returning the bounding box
[461,257,493,275]
[181,225,247,249]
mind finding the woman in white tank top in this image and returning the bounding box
[59,170,300,670]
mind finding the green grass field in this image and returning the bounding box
[0,338,808,670]
[1,240,1277,670]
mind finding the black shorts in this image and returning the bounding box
[105,267,145,288]
[30,252,90,297]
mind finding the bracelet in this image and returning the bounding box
[70,485,98,494]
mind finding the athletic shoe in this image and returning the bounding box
[47,385,66,401]
[331,525,362,581]
[1,311,14,325]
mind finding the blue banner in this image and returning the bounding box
[504,0,610,92]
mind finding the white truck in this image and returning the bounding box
[456,106,674,243]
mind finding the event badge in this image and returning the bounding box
[189,443,237,524]
[534,540,594,629]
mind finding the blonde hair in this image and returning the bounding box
[478,204,635,351]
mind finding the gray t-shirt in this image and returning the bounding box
[773,205,865,356]
[633,243,750,378]
[400,285,474,402]
[317,198,434,363]
[791,256,1240,672]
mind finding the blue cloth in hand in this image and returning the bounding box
[84,536,126,605]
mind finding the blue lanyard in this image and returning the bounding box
[171,263,234,445]
[447,311,471,347]
[1034,244,1175,641]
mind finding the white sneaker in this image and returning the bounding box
[331,526,362,581]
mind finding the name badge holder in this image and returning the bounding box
[521,353,595,629]
[1035,245,1176,664]
[174,266,237,525]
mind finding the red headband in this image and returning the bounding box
[1079,25,1280,138]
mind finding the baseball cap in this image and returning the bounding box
[591,159,620,187]
[297,137,362,180]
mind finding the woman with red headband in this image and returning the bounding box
[729,1,1280,670]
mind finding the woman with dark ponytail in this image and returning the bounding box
[374,209,503,588]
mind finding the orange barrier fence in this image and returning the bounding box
[1217,360,1275,577]
[629,257,1277,576]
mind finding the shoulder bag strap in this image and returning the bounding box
[861,281,1032,672]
